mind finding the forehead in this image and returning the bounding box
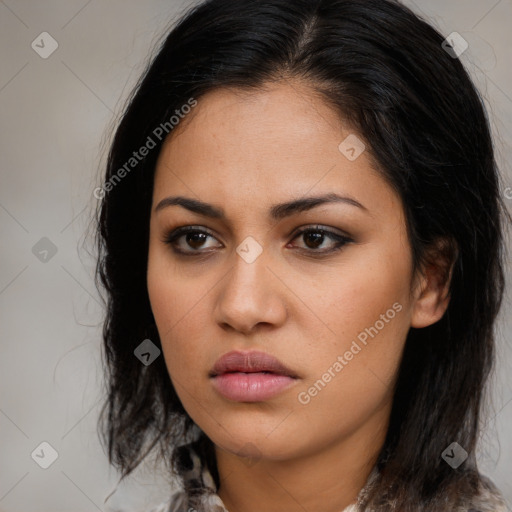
[157,81,345,167]
[152,81,402,225]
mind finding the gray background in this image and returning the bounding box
[0,1,511,511]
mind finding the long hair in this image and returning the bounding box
[94,0,510,509]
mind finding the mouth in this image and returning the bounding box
[209,350,299,402]
[209,350,298,378]
[223,370,273,374]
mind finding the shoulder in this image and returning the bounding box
[459,473,508,512]
[147,503,170,512]
[148,471,508,512]
[147,490,188,512]
[355,469,508,512]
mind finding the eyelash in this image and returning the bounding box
[163,225,352,257]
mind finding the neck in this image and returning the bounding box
[214,407,388,512]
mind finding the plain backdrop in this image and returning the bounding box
[1,1,511,511]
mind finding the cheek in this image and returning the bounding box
[297,241,410,342]
[148,281,211,409]
[147,250,188,363]
[147,280,195,357]
[147,240,207,338]
[293,247,412,412]
[293,303,408,442]
[147,251,216,401]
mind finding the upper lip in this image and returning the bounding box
[210,350,298,378]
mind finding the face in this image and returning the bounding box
[147,80,437,463]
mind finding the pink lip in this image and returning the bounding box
[210,350,298,377]
[209,350,299,402]
[211,372,297,402]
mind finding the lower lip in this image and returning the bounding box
[211,372,297,402]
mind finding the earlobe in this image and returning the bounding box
[410,237,458,329]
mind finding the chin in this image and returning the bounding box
[208,425,302,461]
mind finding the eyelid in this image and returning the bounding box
[162,225,222,247]
[289,223,351,240]
[288,225,353,253]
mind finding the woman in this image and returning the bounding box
[94,0,511,510]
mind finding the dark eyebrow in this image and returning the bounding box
[153,193,369,219]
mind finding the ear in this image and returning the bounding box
[410,237,458,329]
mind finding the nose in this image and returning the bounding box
[213,246,288,335]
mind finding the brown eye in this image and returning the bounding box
[164,227,222,254]
[185,232,209,249]
[302,231,325,249]
[163,225,352,257]
[289,226,352,254]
